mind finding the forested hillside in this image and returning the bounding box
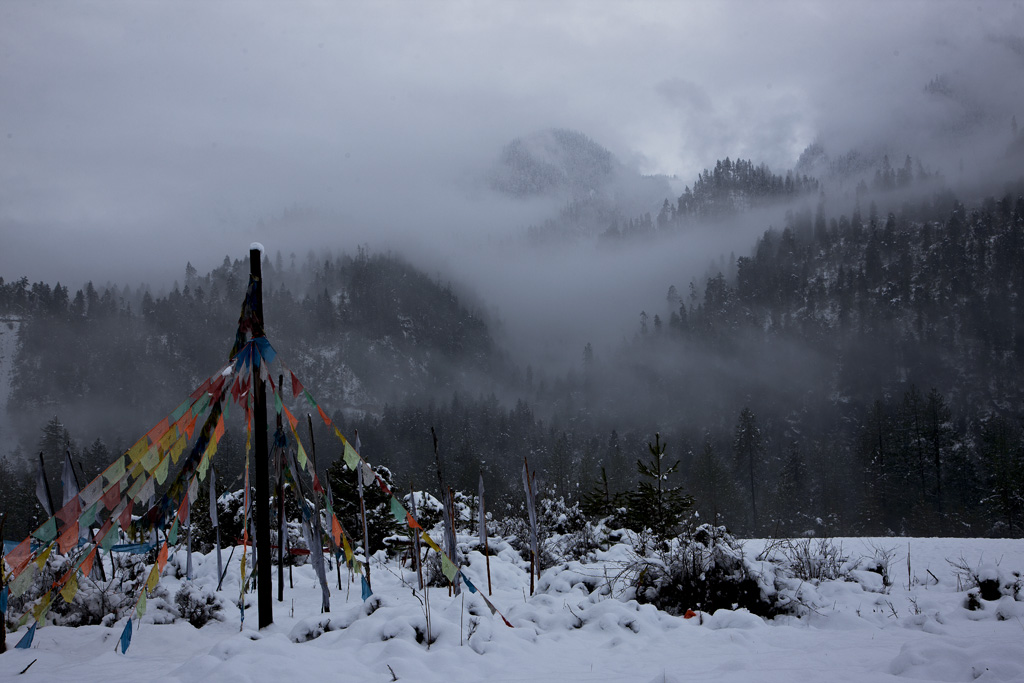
[2,187,1024,541]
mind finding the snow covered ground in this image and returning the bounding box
[3,536,1024,683]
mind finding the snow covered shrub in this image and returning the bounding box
[539,496,600,563]
[627,524,771,617]
[174,583,224,628]
[779,538,847,582]
[949,557,1022,602]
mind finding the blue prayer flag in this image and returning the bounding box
[461,572,478,594]
[361,575,372,601]
[119,618,133,654]
[15,622,36,649]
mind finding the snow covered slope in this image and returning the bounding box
[3,535,1023,682]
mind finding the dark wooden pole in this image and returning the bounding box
[1,513,7,654]
[276,378,284,603]
[251,247,272,629]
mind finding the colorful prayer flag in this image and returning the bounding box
[32,517,57,544]
[119,618,133,654]
[60,572,79,603]
[15,622,36,649]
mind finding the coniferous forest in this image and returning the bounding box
[2,162,1024,542]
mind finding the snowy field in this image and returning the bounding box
[3,536,1024,683]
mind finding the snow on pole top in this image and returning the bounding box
[250,242,265,254]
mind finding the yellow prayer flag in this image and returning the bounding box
[60,573,79,604]
[141,446,159,473]
[33,592,53,625]
[126,438,148,463]
[422,532,441,553]
[36,543,52,568]
[170,434,188,464]
[146,564,160,592]
[154,455,170,485]
[158,424,177,452]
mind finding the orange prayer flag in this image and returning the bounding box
[282,405,298,431]
[157,541,169,570]
[406,512,422,530]
[57,521,79,554]
[147,417,170,446]
[316,404,330,426]
[79,546,98,577]
[214,414,225,441]
[331,515,342,547]
[7,537,31,572]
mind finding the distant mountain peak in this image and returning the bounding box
[490,128,619,198]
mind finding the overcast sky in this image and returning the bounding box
[1,1,1022,348]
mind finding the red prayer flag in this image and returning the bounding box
[376,476,391,496]
[147,417,170,446]
[118,500,133,531]
[290,372,302,398]
[177,497,189,523]
[312,475,325,494]
[56,497,81,529]
[189,377,211,401]
[102,481,120,510]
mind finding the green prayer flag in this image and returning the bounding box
[441,554,458,582]
[296,441,308,470]
[274,391,282,415]
[192,392,210,416]
[303,389,316,407]
[169,518,179,545]
[390,497,406,525]
[135,590,147,618]
[32,517,57,543]
[170,399,190,422]
[101,525,118,552]
[343,442,360,471]
[10,564,36,597]
[80,501,99,528]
